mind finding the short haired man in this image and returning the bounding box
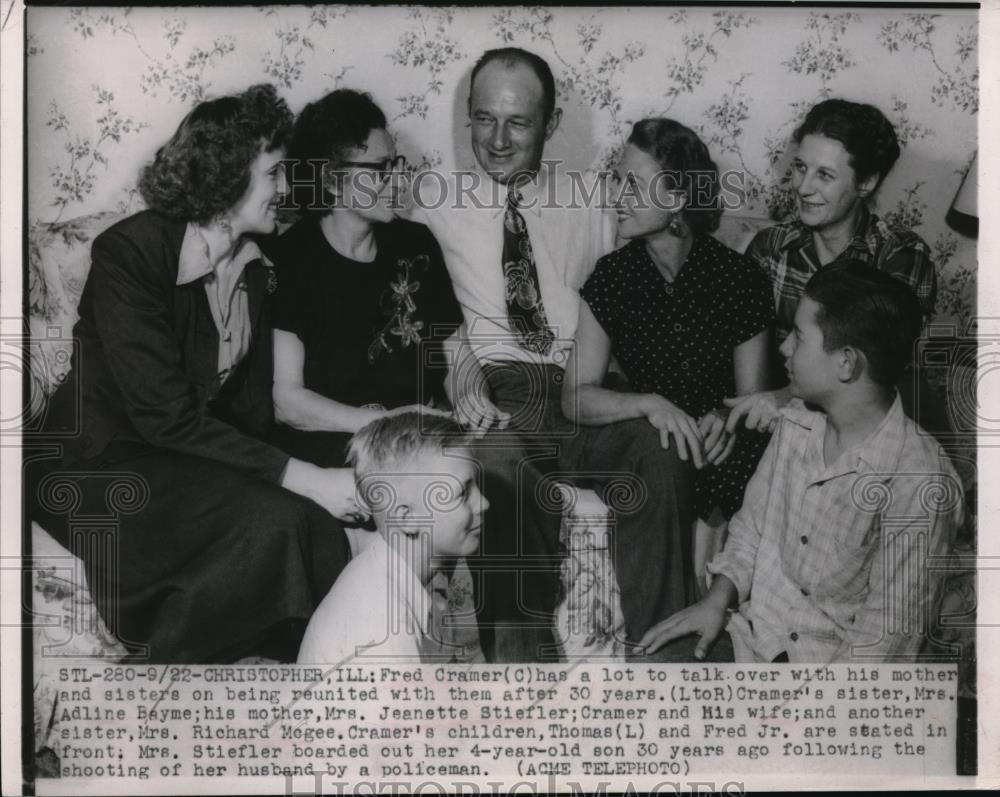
[412,47,698,647]
[640,263,962,663]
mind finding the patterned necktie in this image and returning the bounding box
[502,189,554,355]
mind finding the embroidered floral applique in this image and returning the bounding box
[368,254,429,364]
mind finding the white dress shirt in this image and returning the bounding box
[411,166,616,367]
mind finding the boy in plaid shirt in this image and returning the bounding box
[640,262,962,663]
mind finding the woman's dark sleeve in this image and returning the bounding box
[89,228,290,482]
[269,238,305,338]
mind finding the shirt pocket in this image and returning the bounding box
[814,512,881,600]
[787,480,882,601]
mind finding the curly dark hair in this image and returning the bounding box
[285,89,387,213]
[138,84,293,224]
[628,118,723,235]
[793,99,901,191]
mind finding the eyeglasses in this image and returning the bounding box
[338,155,409,185]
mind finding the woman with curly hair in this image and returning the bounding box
[724,98,943,436]
[561,118,775,652]
[30,84,355,663]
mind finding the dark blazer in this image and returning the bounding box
[46,210,288,482]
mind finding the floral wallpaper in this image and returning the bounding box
[26,5,978,329]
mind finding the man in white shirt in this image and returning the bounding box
[412,47,698,647]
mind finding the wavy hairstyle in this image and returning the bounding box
[793,99,901,192]
[138,84,293,224]
[627,118,723,235]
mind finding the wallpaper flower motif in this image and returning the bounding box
[878,14,978,113]
[45,87,149,221]
[258,5,351,90]
[663,10,758,109]
[782,12,860,94]
[390,7,464,121]
[890,96,934,148]
[69,8,236,103]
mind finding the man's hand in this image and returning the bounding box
[452,386,511,437]
[640,395,704,468]
[722,387,791,435]
[638,597,729,660]
[698,409,737,466]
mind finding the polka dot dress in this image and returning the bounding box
[581,235,774,519]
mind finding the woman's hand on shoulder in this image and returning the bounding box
[638,395,704,469]
[722,386,791,435]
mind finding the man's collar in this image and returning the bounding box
[511,170,546,218]
[789,393,907,481]
[177,223,268,285]
[853,392,907,475]
[472,164,547,218]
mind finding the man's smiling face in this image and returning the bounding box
[468,59,559,185]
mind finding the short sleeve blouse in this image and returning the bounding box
[269,217,463,409]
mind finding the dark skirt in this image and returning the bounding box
[27,441,350,663]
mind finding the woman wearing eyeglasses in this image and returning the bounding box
[266,89,466,465]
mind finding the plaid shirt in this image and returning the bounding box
[708,395,962,663]
[745,207,937,344]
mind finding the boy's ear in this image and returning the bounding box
[838,345,865,383]
[391,504,425,538]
